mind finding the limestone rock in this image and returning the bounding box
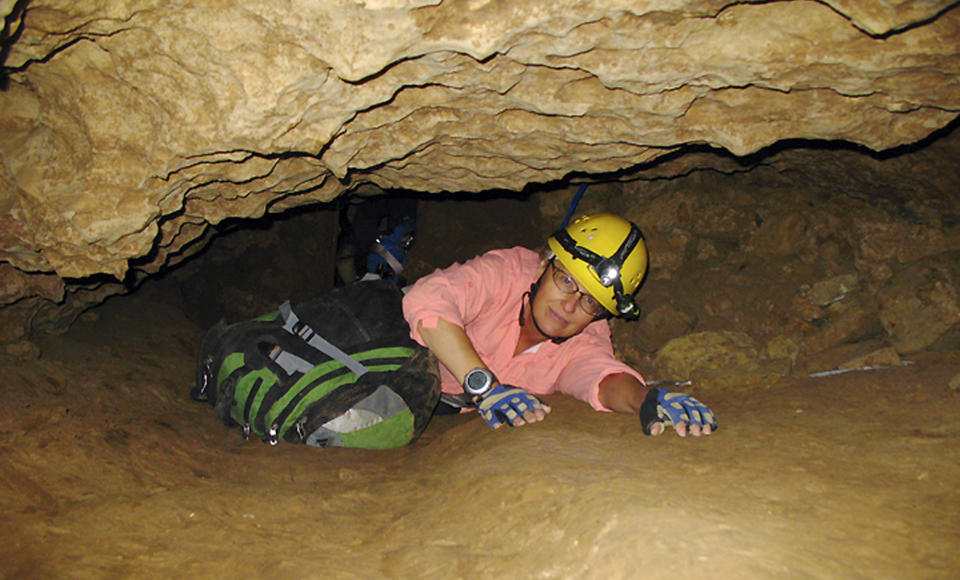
[878,253,960,353]
[632,303,696,354]
[652,330,786,390]
[801,299,884,355]
[837,346,903,370]
[2,339,41,361]
[766,334,801,364]
[0,0,959,338]
[801,273,860,307]
[654,331,759,379]
[1,0,957,281]
[949,372,960,392]
[0,262,64,306]
[747,212,808,257]
[821,0,958,35]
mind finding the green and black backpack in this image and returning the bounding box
[192,279,440,449]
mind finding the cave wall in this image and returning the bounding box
[1,0,959,346]
[127,121,960,392]
[540,125,960,388]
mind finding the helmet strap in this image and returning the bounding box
[553,225,642,318]
[519,272,606,344]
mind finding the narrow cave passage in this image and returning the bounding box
[155,189,546,332]
[2,0,959,574]
[3,143,960,578]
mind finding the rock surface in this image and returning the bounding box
[878,253,960,353]
[3,290,959,578]
[1,0,959,339]
[533,126,960,385]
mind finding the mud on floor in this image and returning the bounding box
[1,294,959,579]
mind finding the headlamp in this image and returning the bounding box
[617,297,638,317]
[549,215,646,319]
[594,258,621,287]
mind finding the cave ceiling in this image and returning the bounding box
[0,0,959,340]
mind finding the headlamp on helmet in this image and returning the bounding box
[594,258,620,287]
[547,213,648,319]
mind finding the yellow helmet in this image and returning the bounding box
[547,213,648,318]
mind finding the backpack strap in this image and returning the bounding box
[371,241,405,275]
[267,345,317,376]
[278,301,369,378]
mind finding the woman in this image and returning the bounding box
[403,213,717,437]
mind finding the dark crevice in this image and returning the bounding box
[0,0,29,90]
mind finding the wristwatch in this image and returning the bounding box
[463,367,496,400]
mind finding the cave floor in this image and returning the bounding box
[2,292,959,579]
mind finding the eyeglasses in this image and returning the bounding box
[549,260,606,317]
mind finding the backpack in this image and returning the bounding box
[191,279,440,449]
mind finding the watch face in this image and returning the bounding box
[465,368,493,396]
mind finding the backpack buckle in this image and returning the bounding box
[190,356,215,402]
[265,423,279,446]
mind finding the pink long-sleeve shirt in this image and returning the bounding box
[401,246,644,411]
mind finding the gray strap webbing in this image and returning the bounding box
[278,301,369,377]
[372,242,404,274]
[269,346,315,376]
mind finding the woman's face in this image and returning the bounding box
[530,259,601,338]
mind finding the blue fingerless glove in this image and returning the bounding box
[477,384,545,429]
[639,388,718,435]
